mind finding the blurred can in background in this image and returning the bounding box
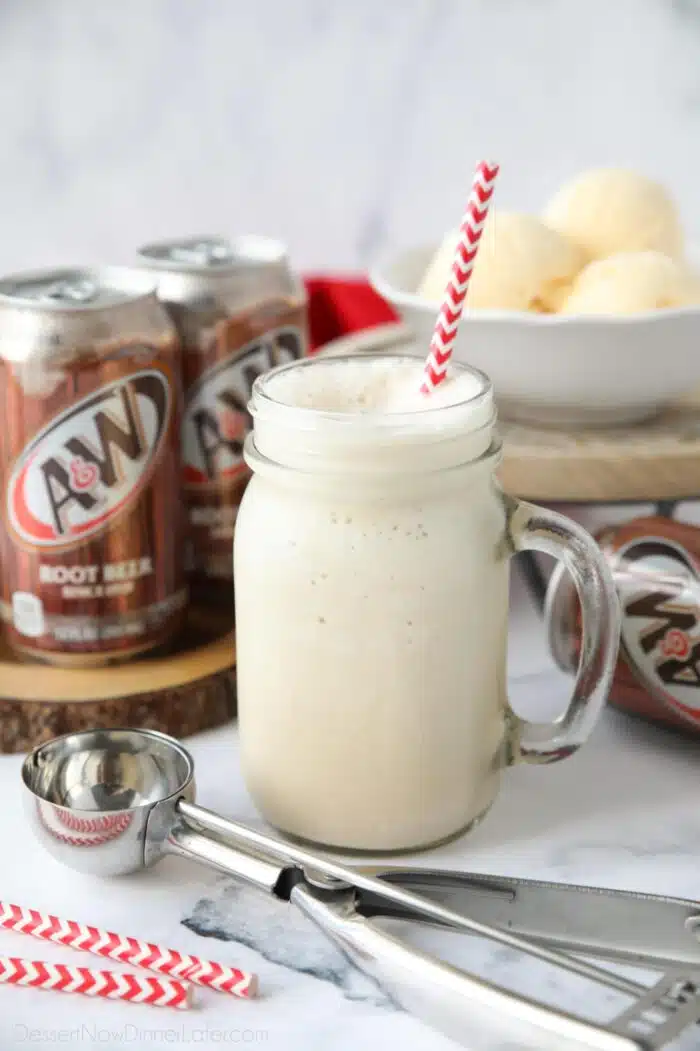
[138,236,308,611]
[0,266,186,664]
[546,514,700,735]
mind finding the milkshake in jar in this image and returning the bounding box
[234,354,620,852]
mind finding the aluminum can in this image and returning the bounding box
[546,514,700,734]
[138,236,308,609]
[0,266,186,664]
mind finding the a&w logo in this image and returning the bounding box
[182,326,302,488]
[617,536,700,725]
[7,369,171,548]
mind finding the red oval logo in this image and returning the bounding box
[7,369,171,549]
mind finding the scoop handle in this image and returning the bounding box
[290,883,639,1051]
[165,804,286,895]
[171,799,641,996]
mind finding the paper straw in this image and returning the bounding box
[0,903,257,999]
[0,956,193,1008]
[421,160,500,393]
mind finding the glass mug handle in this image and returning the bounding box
[507,499,621,763]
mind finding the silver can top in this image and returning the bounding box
[0,266,157,311]
[137,235,289,273]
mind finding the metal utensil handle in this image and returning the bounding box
[509,500,620,762]
[291,884,639,1051]
[165,816,287,894]
[611,975,700,1049]
[176,800,636,996]
[360,868,700,971]
[170,805,700,1048]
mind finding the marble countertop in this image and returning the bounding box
[0,654,698,1050]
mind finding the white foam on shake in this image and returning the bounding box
[264,356,486,415]
[250,356,495,474]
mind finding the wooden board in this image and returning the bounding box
[319,323,700,503]
[0,607,236,754]
[499,405,700,503]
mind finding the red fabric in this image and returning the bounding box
[303,275,399,353]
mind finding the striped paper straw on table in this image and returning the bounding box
[0,956,193,1009]
[421,160,500,394]
[0,903,257,999]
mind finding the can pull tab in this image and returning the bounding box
[169,239,234,266]
[43,279,98,304]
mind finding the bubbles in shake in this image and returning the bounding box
[263,356,485,415]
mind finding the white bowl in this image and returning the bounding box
[370,243,700,427]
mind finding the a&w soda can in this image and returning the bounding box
[138,236,308,611]
[546,515,700,735]
[0,267,187,664]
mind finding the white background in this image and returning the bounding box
[2,0,700,276]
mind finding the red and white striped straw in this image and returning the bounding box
[0,956,193,1009]
[421,160,500,394]
[0,903,257,999]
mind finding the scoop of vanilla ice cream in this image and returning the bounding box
[543,169,684,261]
[418,210,584,313]
[559,251,700,315]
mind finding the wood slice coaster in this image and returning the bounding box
[0,607,236,754]
[319,323,700,504]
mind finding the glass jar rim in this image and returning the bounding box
[249,351,494,431]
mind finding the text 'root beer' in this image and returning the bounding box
[138,236,308,609]
[0,267,186,665]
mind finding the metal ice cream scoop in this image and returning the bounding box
[21,727,700,1051]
